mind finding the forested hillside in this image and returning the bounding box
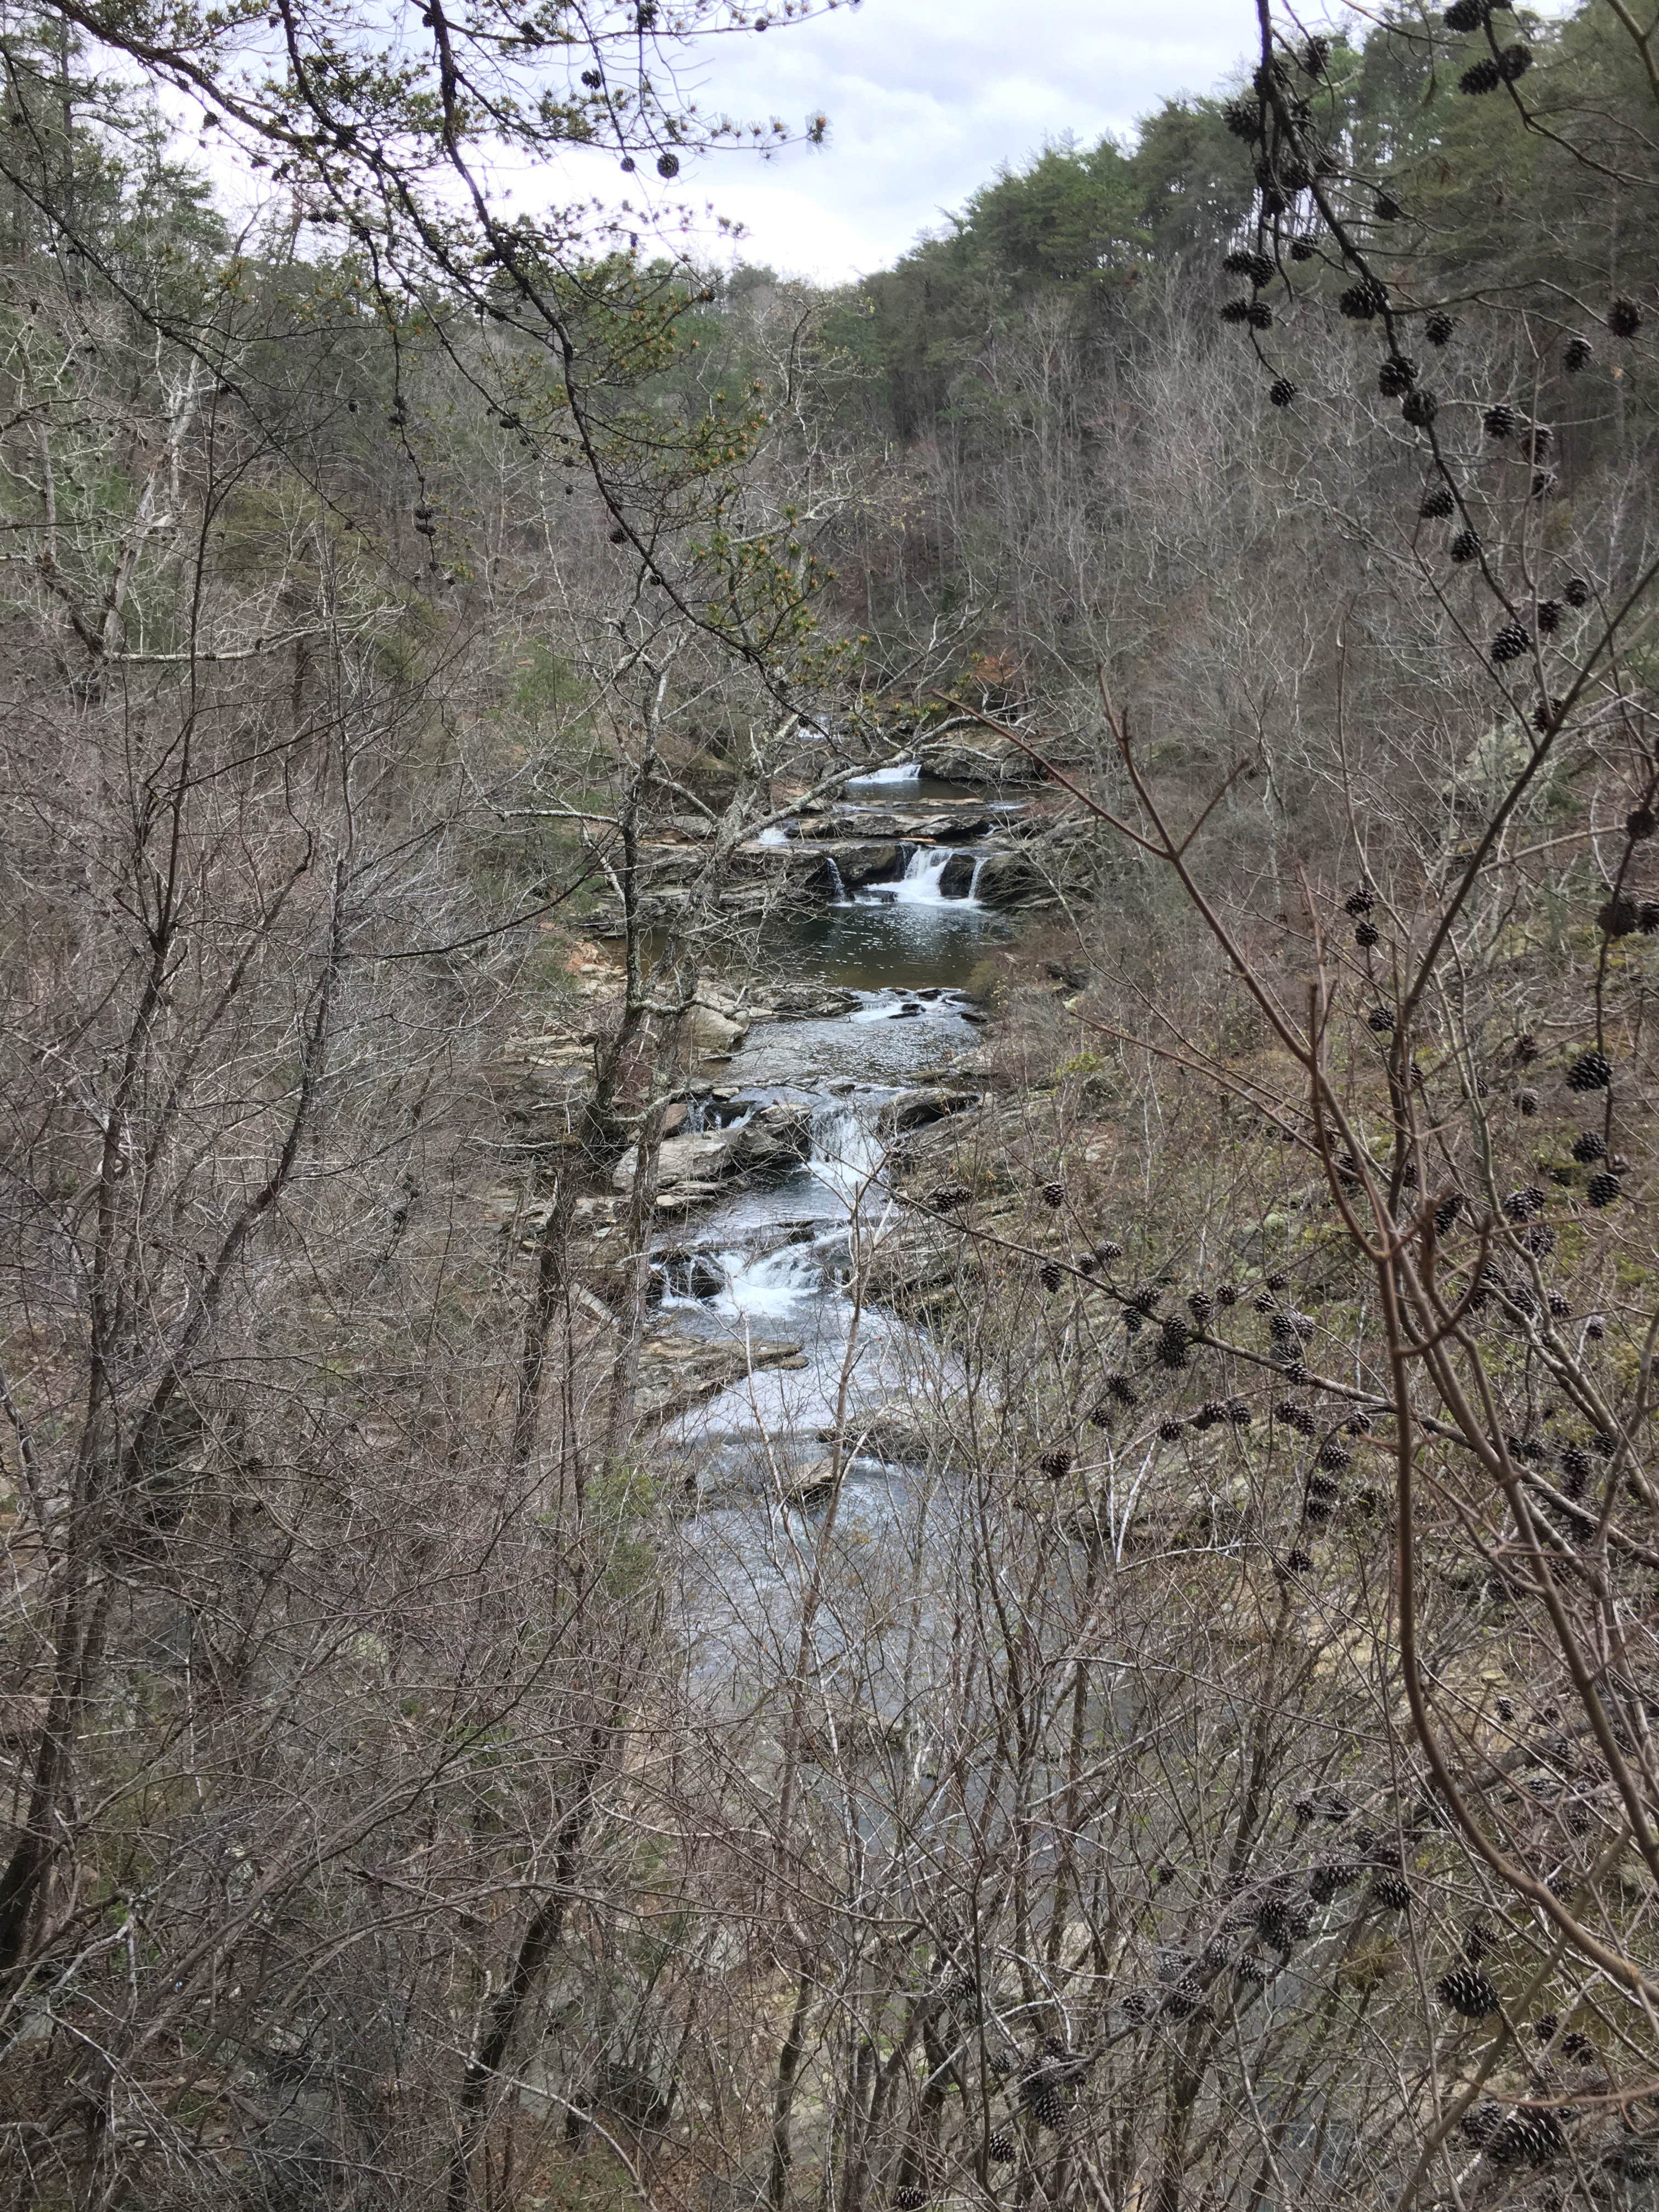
[2,0,1658,2207]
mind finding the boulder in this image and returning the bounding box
[634,1327,809,1425]
[780,1461,838,1512]
[612,1105,810,1201]
[762,983,865,1020]
[726,1102,813,1174]
[938,850,978,898]
[973,849,1051,908]
[613,1130,731,1198]
[820,1401,945,1469]
[821,842,902,887]
[689,1000,747,1056]
[879,1087,980,1135]
[916,739,1049,786]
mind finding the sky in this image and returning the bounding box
[531,0,1259,284]
[178,0,1261,289]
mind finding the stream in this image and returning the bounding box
[652,771,1011,1645]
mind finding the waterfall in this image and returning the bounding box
[968,853,989,901]
[810,1098,884,1205]
[846,760,921,788]
[682,1096,707,1134]
[757,823,790,848]
[709,1243,821,1319]
[655,1243,821,1318]
[891,847,955,903]
[822,856,848,904]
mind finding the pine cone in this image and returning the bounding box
[1435,1964,1499,2017]
[1566,1049,1612,1092]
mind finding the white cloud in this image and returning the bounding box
[171,0,1262,285]
[620,0,1259,280]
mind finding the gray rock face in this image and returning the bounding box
[973,849,1050,908]
[878,1087,981,1135]
[916,739,1049,786]
[816,842,901,887]
[612,1103,810,1204]
[938,850,978,898]
[726,1102,812,1174]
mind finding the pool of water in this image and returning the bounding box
[840,766,989,805]
[758,901,1007,992]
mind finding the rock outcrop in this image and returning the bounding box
[635,1326,809,1425]
[973,849,1052,908]
[612,1102,812,1207]
[878,1086,981,1135]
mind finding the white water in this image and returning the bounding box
[657,971,991,1458]
[658,1239,822,1321]
[714,1242,823,1321]
[845,760,920,788]
[822,856,849,904]
[867,846,978,906]
[809,1098,885,1209]
[756,824,791,848]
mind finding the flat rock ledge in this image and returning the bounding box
[612,1102,814,1211]
[636,1327,809,1425]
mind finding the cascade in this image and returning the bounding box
[822,855,848,904]
[710,1243,822,1320]
[845,760,921,788]
[891,847,955,902]
[809,1097,884,1207]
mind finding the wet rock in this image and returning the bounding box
[821,1401,947,1469]
[879,1087,981,1134]
[635,1327,809,1425]
[780,1461,838,1511]
[973,850,1051,908]
[689,1000,747,1057]
[916,739,1049,786]
[820,809,992,842]
[726,1102,812,1174]
[612,1105,809,1203]
[819,842,902,886]
[938,850,978,898]
[760,983,864,1020]
[654,1248,729,1301]
[612,1129,731,1203]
